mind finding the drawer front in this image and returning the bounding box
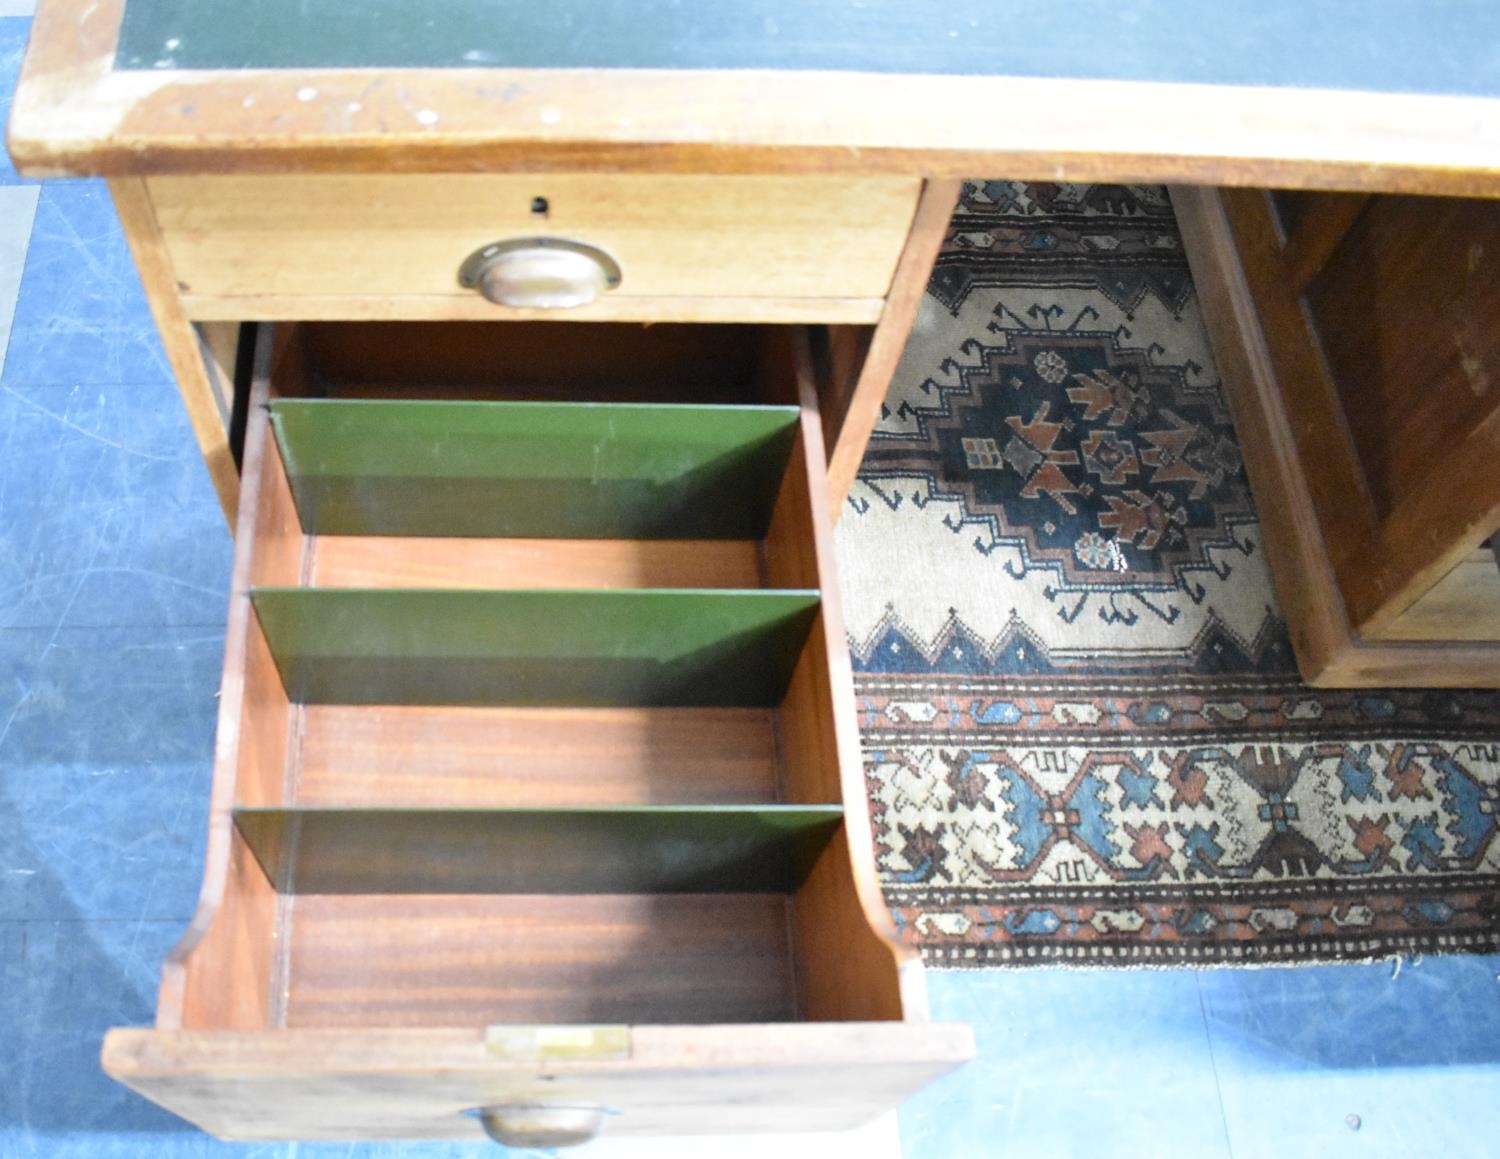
[104,1024,973,1142]
[146,174,922,322]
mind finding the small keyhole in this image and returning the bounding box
[531,196,550,216]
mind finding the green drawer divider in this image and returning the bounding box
[270,399,800,539]
[250,587,820,707]
[234,805,844,894]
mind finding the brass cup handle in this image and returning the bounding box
[459,238,622,309]
[478,1104,605,1148]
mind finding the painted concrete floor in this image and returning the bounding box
[3,11,1500,1158]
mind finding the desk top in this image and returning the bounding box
[112,0,1500,96]
[8,0,1500,194]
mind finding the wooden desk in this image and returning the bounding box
[12,0,1500,690]
[8,0,1500,1145]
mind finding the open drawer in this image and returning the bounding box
[103,321,972,1145]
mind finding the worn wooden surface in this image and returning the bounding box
[104,1022,973,1140]
[1275,191,1371,294]
[310,536,764,591]
[10,0,1500,195]
[761,329,928,1022]
[108,178,240,521]
[1304,194,1500,635]
[112,309,972,1135]
[108,0,1500,90]
[193,320,239,432]
[825,179,961,513]
[294,705,781,807]
[1309,197,1500,519]
[1204,187,1500,649]
[184,292,888,325]
[286,894,802,1029]
[294,319,767,404]
[146,324,940,1014]
[1379,548,1500,643]
[157,349,293,1031]
[1172,186,1500,686]
[146,173,918,319]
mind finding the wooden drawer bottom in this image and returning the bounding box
[280,893,798,1029]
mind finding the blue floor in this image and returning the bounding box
[3,12,1500,1158]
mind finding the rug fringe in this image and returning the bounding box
[923,950,1448,974]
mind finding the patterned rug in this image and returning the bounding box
[837,181,1500,967]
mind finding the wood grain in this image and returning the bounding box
[113,316,971,1135]
[1345,411,1500,638]
[228,620,292,812]
[108,177,239,524]
[194,320,241,430]
[283,894,799,1028]
[103,1022,974,1141]
[146,173,920,309]
[1173,184,1367,683]
[817,326,877,422]
[296,320,766,405]
[1377,548,1500,642]
[762,328,926,1022]
[181,292,886,325]
[1277,192,1370,294]
[246,410,306,589]
[158,339,298,1030]
[292,705,781,807]
[825,180,961,514]
[1196,188,1500,647]
[1308,197,1500,522]
[11,0,1500,196]
[1301,195,1500,634]
[309,536,763,590]
[169,833,280,1031]
[1173,186,1500,686]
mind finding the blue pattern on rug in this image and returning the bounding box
[839,181,1500,966]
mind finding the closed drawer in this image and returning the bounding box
[146,175,923,323]
[105,321,971,1144]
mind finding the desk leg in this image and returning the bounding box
[824,179,961,519]
[110,177,241,528]
[1173,184,1500,687]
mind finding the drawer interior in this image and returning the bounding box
[285,320,772,404]
[165,322,902,1033]
[281,894,800,1028]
